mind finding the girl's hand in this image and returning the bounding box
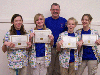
[30,33,35,38]
[4,41,15,48]
[26,42,32,48]
[77,40,83,48]
[57,40,63,48]
[56,40,63,51]
[95,39,100,45]
[48,35,54,41]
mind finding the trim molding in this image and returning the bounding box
[0,19,100,26]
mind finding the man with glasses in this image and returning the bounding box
[45,3,68,75]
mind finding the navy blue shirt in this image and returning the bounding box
[16,30,21,35]
[35,29,45,57]
[45,16,68,47]
[81,29,97,60]
[68,33,75,62]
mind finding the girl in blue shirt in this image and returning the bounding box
[29,13,54,75]
[76,14,100,75]
[2,14,31,75]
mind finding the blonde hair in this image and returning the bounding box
[34,13,46,30]
[67,17,78,25]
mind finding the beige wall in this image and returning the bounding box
[0,0,100,75]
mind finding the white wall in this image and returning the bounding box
[0,0,100,23]
[0,0,100,75]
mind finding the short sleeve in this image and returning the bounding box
[3,32,10,43]
[57,33,63,43]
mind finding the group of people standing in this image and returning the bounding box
[2,3,100,75]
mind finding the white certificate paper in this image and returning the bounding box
[33,30,51,43]
[10,35,29,49]
[61,36,78,49]
[82,34,98,46]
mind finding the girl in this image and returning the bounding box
[29,13,54,75]
[76,14,100,75]
[56,17,82,75]
[2,14,31,75]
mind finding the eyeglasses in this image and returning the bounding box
[51,9,60,11]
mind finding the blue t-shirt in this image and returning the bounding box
[16,30,21,35]
[81,29,97,60]
[68,33,75,62]
[45,16,68,47]
[35,29,45,57]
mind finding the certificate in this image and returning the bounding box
[33,30,51,43]
[61,36,78,49]
[10,35,29,49]
[82,34,98,46]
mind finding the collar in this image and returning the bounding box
[51,16,60,20]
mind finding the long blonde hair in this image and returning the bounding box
[34,13,46,30]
